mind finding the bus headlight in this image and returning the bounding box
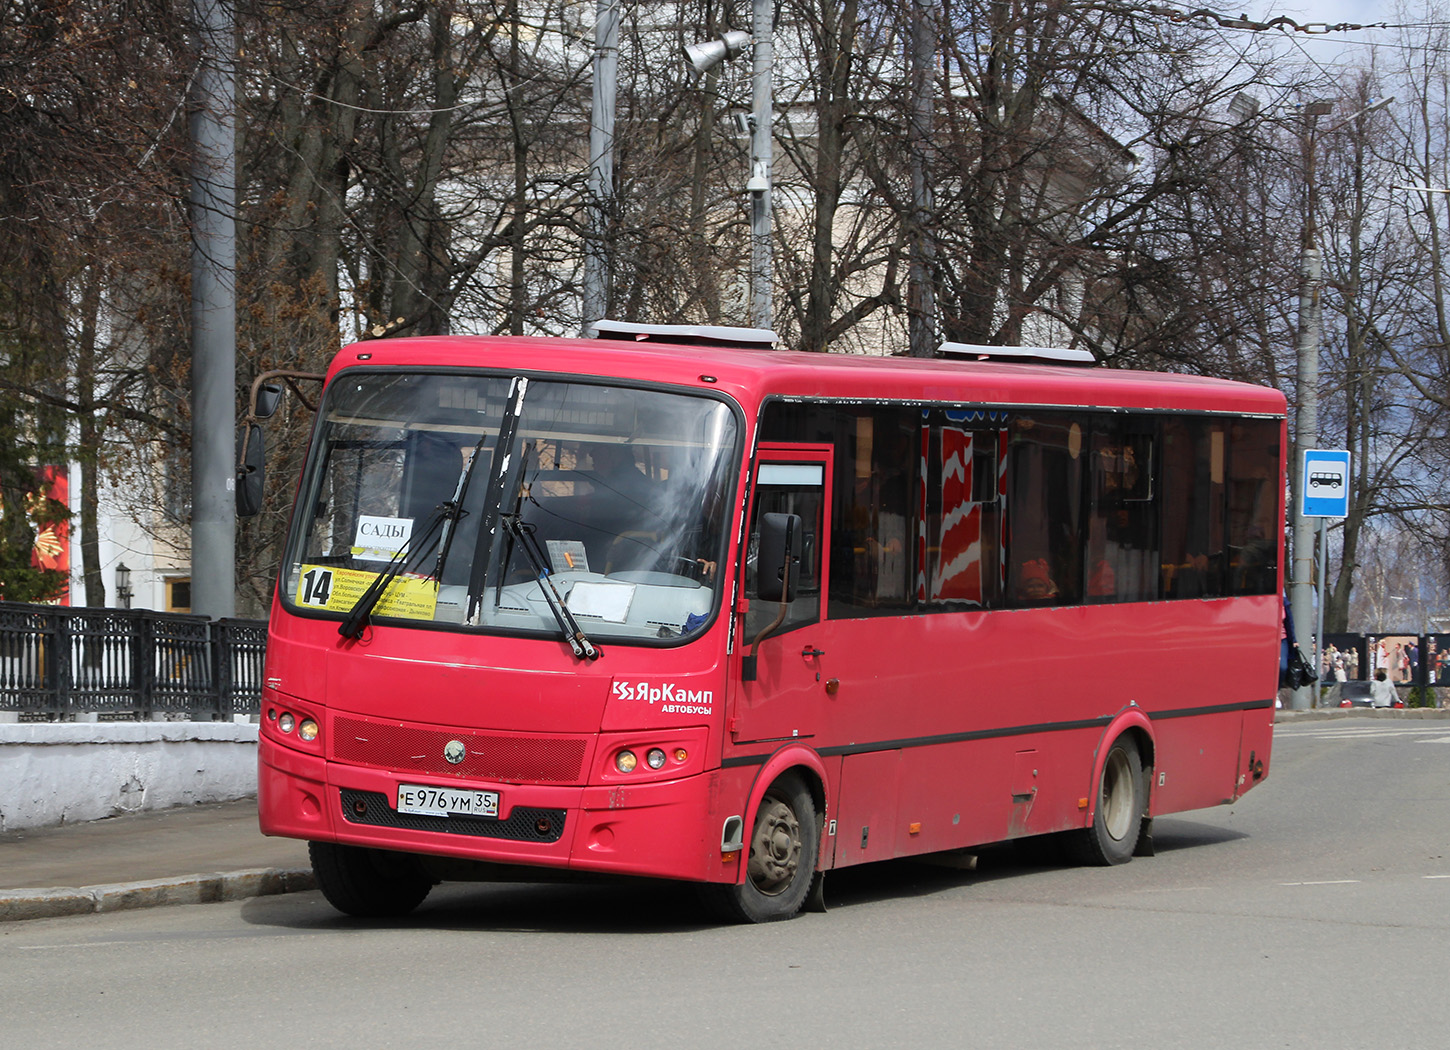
[278,713,296,734]
[599,732,702,780]
[298,718,320,742]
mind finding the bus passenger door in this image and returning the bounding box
[731,445,833,745]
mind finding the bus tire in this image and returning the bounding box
[1070,737,1146,866]
[701,773,819,923]
[309,841,433,918]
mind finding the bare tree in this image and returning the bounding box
[1,0,192,604]
[852,1,1298,368]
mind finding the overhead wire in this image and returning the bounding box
[1111,2,1450,71]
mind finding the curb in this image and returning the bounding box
[1275,707,1450,722]
[0,867,315,923]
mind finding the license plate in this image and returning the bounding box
[396,783,499,818]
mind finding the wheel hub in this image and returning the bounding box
[1101,749,1134,842]
[748,798,801,896]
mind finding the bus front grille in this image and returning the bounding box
[339,789,567,843]
[332,715,588,783]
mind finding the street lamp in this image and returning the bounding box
[684,2,774,331]
[116,563,132,610]
[684,30,749,73]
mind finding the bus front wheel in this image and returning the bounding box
[309,841,434,918]
[1070,737,1146,866]
[702,773,819,923]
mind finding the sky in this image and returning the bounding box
[1306,0,1392,20]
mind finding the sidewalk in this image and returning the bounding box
[0,798,313,922]
[1274,705,1450,721]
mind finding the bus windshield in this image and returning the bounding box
[281,371,740,645]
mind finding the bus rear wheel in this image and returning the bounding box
[309,841,434,918]
[1070,737,1146,866]
[701,773,819,923]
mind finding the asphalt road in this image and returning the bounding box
[3,718,1447,1050]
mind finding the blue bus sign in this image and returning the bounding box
[1301,449,1350,518]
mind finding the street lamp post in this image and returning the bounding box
[907,0,939,357]
[1289,99,1331,710]
[746,0,773,331]
[1288,96,1392,708]
[685,3,774,331]
[581,0,619,337]
[189,0,236,621]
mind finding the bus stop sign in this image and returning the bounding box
[1301,449,1350,518]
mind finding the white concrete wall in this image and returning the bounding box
[0,723,258,832]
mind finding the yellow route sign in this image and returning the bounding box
[296,565,438,621]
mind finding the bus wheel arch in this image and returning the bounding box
[1073,718,1154,866]
[1114,721,1156,807]
[742,747,830,856]
[706,753,827,923]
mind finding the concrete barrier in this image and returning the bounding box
[0,722,258,832]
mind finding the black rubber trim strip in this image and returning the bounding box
[1149,698,1275,720]
[720,698,1274,768]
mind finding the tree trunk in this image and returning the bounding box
[75,264,106,607]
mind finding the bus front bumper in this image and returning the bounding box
[258,736,742,884]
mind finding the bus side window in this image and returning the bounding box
[1227,419,1280,595]
[918,417,1006,608]
[835,414,910,612]
[1161,419,1226,598]
[1006,416,1084,606]
[1085,425,1158,603]
[744,464,825,639]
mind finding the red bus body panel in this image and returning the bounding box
[259,334,1285,886]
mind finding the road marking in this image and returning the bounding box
[1279,879,1361,886]
[1279,876,1450,885]
[1279,724,1450,741]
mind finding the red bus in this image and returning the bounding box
[256,324,1286,922]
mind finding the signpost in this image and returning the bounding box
[1299,449,1350,704]
[1301,449,1350,519]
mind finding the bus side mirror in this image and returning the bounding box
[253,382,284,420]
[757,512,800,604]
[236,422,265,517]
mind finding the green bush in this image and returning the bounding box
[1404,686,1438,709]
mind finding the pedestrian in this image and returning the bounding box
[1369,669,1398,709]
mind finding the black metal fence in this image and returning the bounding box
[0,601,267,721]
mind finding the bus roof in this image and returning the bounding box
[327,334,1287,417]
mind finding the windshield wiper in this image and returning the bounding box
[430,428,491,585]
[502,513,600,661]
[338,501,453,640]
[492,440,536,608]
[466,376,528,621]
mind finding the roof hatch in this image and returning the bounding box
[592,319,777,349]
[936,342,1096,365]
